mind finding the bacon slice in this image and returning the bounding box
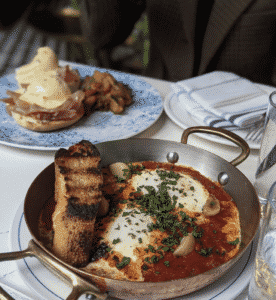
[57,65,81,93]
[2,90,85,121]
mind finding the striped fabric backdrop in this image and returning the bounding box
[0,18,98,77]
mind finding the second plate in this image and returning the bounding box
[0,61,163,150]
[164,84,276,149]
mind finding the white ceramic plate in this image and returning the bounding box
[10,201,256,300]
[0,61,163,150]
[164,83,276,150]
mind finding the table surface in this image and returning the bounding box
[0,74,255,300]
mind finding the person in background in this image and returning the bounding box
[0,1,73,33]
[79,0,276,85]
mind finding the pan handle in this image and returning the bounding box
[0,240,108,300]
[0,286,16,300]
[181,126,250,167]
[0,247,34,300]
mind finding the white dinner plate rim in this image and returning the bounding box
[164,83,276,150]
[0,61,163,151]
[10,201,256,300]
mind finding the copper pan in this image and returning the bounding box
[0,127,260,300]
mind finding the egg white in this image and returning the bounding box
[83,168,210,281]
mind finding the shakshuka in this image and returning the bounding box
[39,159,241,282]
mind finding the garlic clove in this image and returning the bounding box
[203,195,220,216]
[173,233,195,257]
[109,162,129,180]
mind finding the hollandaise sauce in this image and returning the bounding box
[15,47,73,109]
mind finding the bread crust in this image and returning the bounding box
[11,105,84,132]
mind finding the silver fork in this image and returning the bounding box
[244,118,265,143]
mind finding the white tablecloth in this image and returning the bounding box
[0,75,256,299]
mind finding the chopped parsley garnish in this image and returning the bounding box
[164,261,170,267]
[128,233,136,239]
[147,224,154,232]
[151,255,159,263]
[112,238,121,244]
[198,247,213,257]
[114,175,125,183]
[142,264,149,270]
[180,211,188,221]
[119,187,125,193]
[192,228,204,239]
[228,238,240,245]
[162,236,179,247]
[148,245,156,253]
[109,165,210,272]
[122,163,145,179]
[116,256,131,269]
[122,211,131,217]
[129,172,205,249]
[156,169,180,180]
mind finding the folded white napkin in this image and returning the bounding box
[170,71,268,128]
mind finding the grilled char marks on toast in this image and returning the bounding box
[55,140,100,159]
[58,166,102,175]
[53,140,105,266]
[67,197,100,220]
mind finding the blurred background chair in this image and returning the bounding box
[0,0,149,77]
[0,0,96,77]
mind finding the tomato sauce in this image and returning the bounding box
[38,161,241,282]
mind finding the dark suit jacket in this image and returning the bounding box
[82,0,276,85]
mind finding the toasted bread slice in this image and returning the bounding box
[52,140,104,267]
